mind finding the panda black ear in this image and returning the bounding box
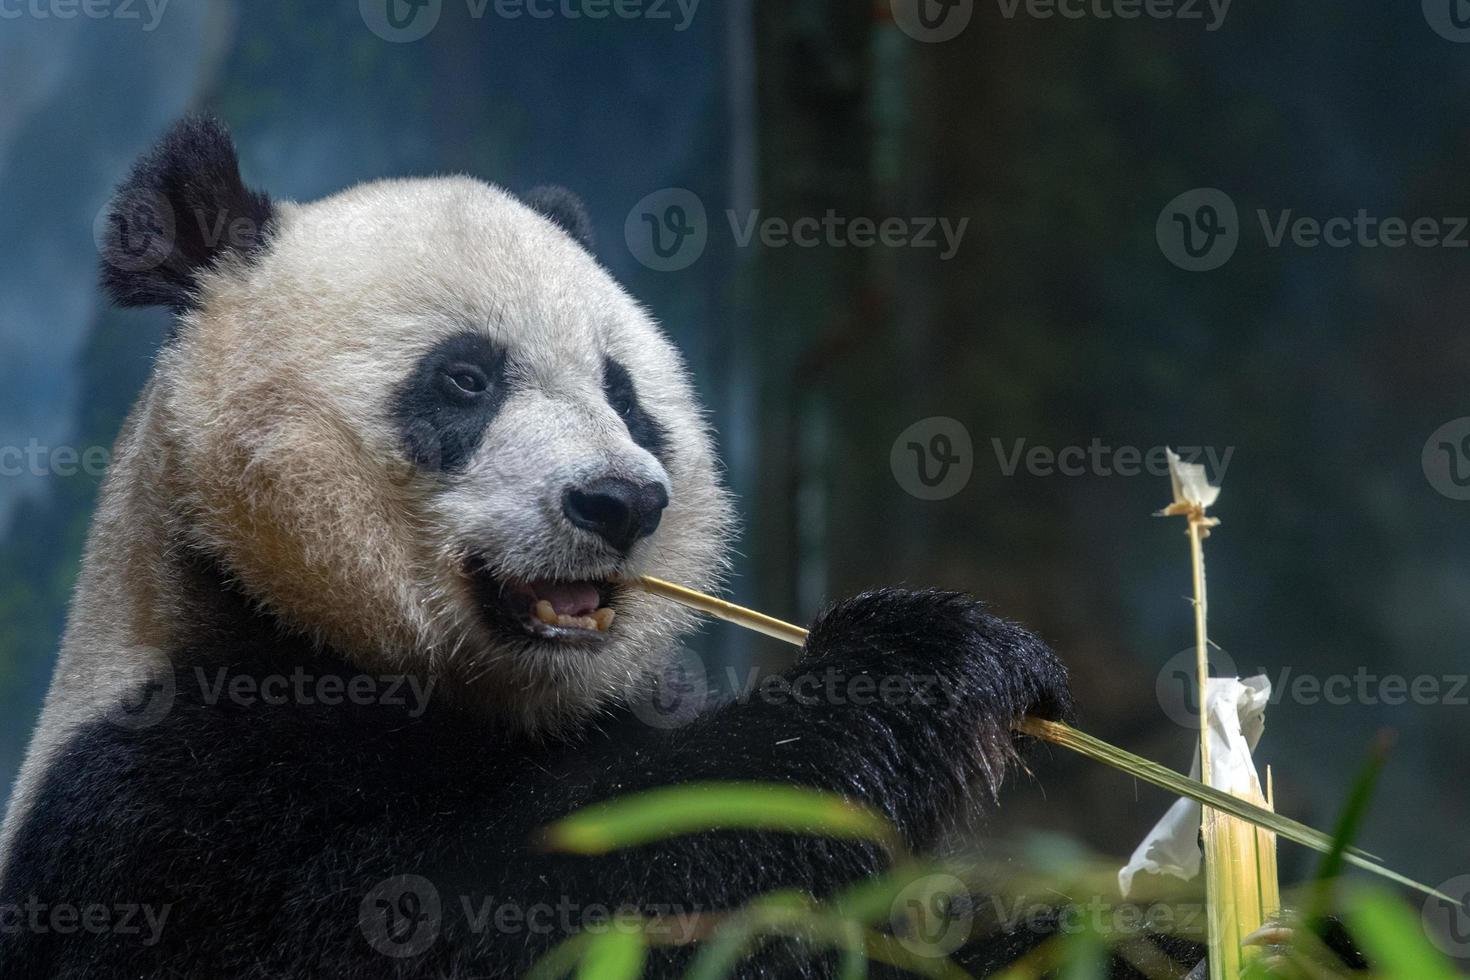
[523,185,594,249]
[99,115,276,312]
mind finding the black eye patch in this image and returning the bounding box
[602,357,670,463]
[392,332,508,474]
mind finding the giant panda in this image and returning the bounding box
[0,116,1213,979]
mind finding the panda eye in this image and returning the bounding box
[443,364,489,397]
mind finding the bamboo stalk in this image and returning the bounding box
[634,575,810,646]
[626,574,1454,905]
[1160,448,1278,979]
[1187,511,1228,980]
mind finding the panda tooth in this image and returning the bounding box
[593,608,615,632]
[534,600,558,625]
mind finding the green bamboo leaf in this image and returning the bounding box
[1306,732,1392,925]
[828,861,953,925]
[835,919,869,980]
[1058,929,1107,980]
[543,782,901,855]
[575,928,647,980]
[681,924,768,980]
[1347,889,1459,980]
[525,932,594,980]
[681,893,813,980]
[857,930,976,980]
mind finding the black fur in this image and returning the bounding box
[523,185,595,248]
[603,357,671,463]
[98,115,275,313]
[391,331,509,473]
[0,570,1106,978]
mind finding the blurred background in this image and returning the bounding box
[1,0,1467,913]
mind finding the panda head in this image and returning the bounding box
[99,116,733,731]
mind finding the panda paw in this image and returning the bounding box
[803,588,1075,732]
[1239,912,1370,976]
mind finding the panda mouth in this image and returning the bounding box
[466,561,617,644]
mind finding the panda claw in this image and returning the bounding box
[1242,922,1295,948]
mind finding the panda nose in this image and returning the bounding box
[562,478,670,553]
